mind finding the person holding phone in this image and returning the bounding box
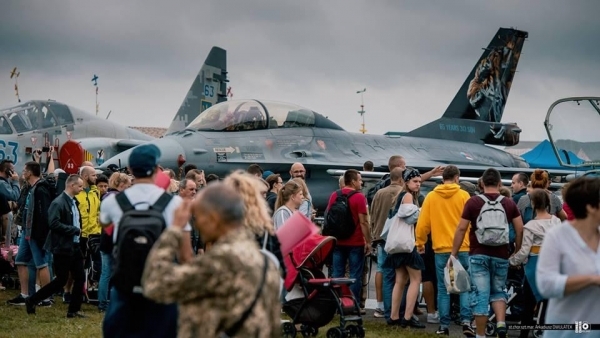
[0,160,20,203]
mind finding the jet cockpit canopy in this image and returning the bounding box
[187,99,344,132]
[0,100,75,134]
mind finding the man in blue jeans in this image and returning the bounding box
[327,170,371,303]
[416,165,474,336]
[451,168,523,338]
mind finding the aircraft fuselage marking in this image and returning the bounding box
[0,140,19,164]
[439,123,476,134]
[204,85,215,98]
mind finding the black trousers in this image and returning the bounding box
[519,278,548,338]
[30,249,85,314]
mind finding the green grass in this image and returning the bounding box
[0,290,103,338]
[0,289,444,337]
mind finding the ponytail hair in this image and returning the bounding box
[530,188,551,213]
[275,179,302,210]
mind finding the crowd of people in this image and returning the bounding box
[1,147,599,338]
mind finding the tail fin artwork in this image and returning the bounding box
[165,46,228,135]
[406,28,528,146]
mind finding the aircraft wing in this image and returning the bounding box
[325,169,568,190]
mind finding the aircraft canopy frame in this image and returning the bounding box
[0,100,75,135]
[187,99,344,132]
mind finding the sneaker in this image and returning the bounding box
[427,312,440,324]
[7,294,26,306]
[496,323,507,338]
[373,308,385,318]
[463,324,476,337]
[38,300,52,307]
[400,316,426,329]
[62,292,71,304]
[25,297,36,315]
[67,311,87,318]
[436,326,450,336]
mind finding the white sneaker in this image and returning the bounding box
[427,312,440,324]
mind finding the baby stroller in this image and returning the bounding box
[281,234,365,338]
[486,269,543,337]
[1,215,19,290]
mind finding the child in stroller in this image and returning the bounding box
[282,234,365,338]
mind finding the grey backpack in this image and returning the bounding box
[475,195,509,246]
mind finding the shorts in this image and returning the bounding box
[420,251,436,283]
[15,236,48,269]
[468,254,509,316]
[377,242,386,273]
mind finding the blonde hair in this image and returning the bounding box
[168,179,179,193]
[499,186,512,198]
[292,178,309,199]
[108,172,131,190]
[275,179,303,210]
[223,170,273,234]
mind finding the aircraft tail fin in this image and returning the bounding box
[407,28,528,146]
[165,46,228,135]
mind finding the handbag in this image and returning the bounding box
[383,216,415,254]
[219,254,269,338]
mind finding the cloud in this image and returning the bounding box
[0,0,598,142]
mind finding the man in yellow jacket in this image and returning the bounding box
[416,165,474,337]
[75,167,101,270]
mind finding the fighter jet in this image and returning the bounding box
[101,28,569,210]
[0,47,227,174]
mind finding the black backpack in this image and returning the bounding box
[366,175,390,205]
[112,192,173,294]
[322,190,358,240]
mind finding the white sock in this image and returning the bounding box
[21,293,28,298]
[497,321,506,327]
[35,284,41,292]
[377,302,384,309]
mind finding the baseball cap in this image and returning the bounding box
[262,170,274,180]
[129,144,161,178]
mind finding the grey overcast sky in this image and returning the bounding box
[0,1,598,141]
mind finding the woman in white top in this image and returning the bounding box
[536,176,600,338]
[272,179,304,231]
[510,188,560,338]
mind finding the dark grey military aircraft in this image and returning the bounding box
[0,47,227,174]
[101,28,576,211]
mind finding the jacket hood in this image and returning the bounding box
[432,183,462,199]
[525,216,562,237]
[36,178,54,190]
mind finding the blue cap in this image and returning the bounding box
[262,170,274,180]
[129,144,161,178]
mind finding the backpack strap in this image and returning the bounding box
[151,192,173,213]
[223,254,269,337]
[345,190,358,199]
[478,194,504,203]
[262,231,269,250]
[115,192,135,213]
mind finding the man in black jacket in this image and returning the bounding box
[25,174,86,318]
[7,161,54,306]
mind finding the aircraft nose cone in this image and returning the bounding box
[101,138,186,172]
